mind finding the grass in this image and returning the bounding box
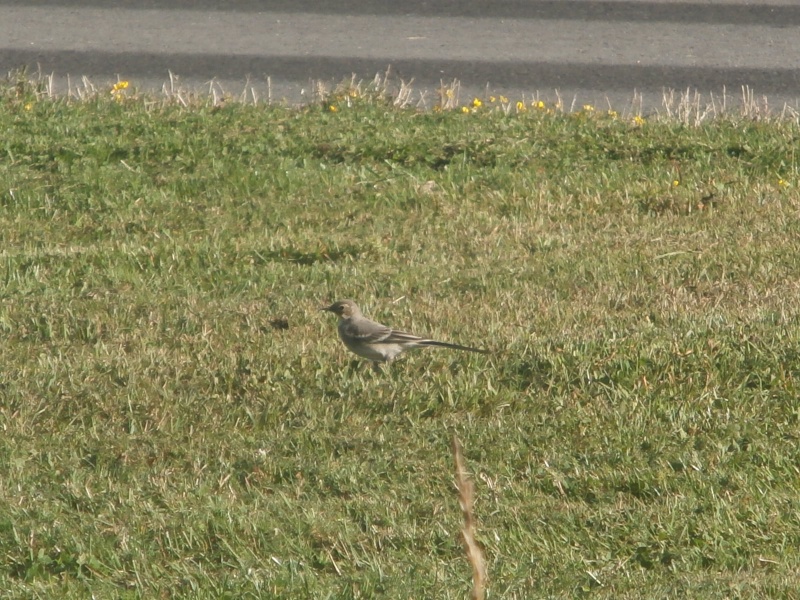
[1,72,800,598]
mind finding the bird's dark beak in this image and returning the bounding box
[320,304,333,312]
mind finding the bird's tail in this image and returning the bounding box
[420,340,489,354]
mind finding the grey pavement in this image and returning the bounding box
[2,0,800,113]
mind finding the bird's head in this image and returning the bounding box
[321,299,361,319]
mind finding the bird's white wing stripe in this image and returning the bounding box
[382,330,426,344]
[343,321,394,344]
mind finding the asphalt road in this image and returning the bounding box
[2,0,800,112]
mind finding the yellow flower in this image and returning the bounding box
[672,179,680,187]
[607,109,618,118]
[778,178,788,187]
[533,100,546,110]
[24,102,33,111]
[445,89,454,99]
[489,96,496,103]
[111,80,130,102]
[582,104,594,112]
[461,106,470,113]
[472,97,482,108]
[329,104,338,112]
[499,95,509,103]
[516,101,527,112]
[633,115,645,126]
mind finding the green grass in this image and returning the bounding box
[1,74,800,598]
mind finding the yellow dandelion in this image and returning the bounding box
[472,97,482,108]
[24,102,33,111]
[516,100,527,112]
[672,179,680,187]
[607,109,618,118]
[499,95,509,103]
[445,89,454,99]
[111,80,129,93]
[433,104,442,112]
[633,115,645,125]
[461,106,470,113]
[329,104,338,112]
[778,178,788,187]
[582,104,594,112]
[489,96,496,103]
[534,100,546,110]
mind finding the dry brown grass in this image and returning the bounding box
[452,436,487,600]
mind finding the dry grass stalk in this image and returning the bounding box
[452,436,486,600]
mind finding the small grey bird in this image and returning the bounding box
[321,299,488,365]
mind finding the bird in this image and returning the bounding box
[321,299,488,366]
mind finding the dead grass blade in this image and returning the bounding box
[452,436,486,600]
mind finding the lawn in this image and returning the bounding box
[1,74,799,598]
